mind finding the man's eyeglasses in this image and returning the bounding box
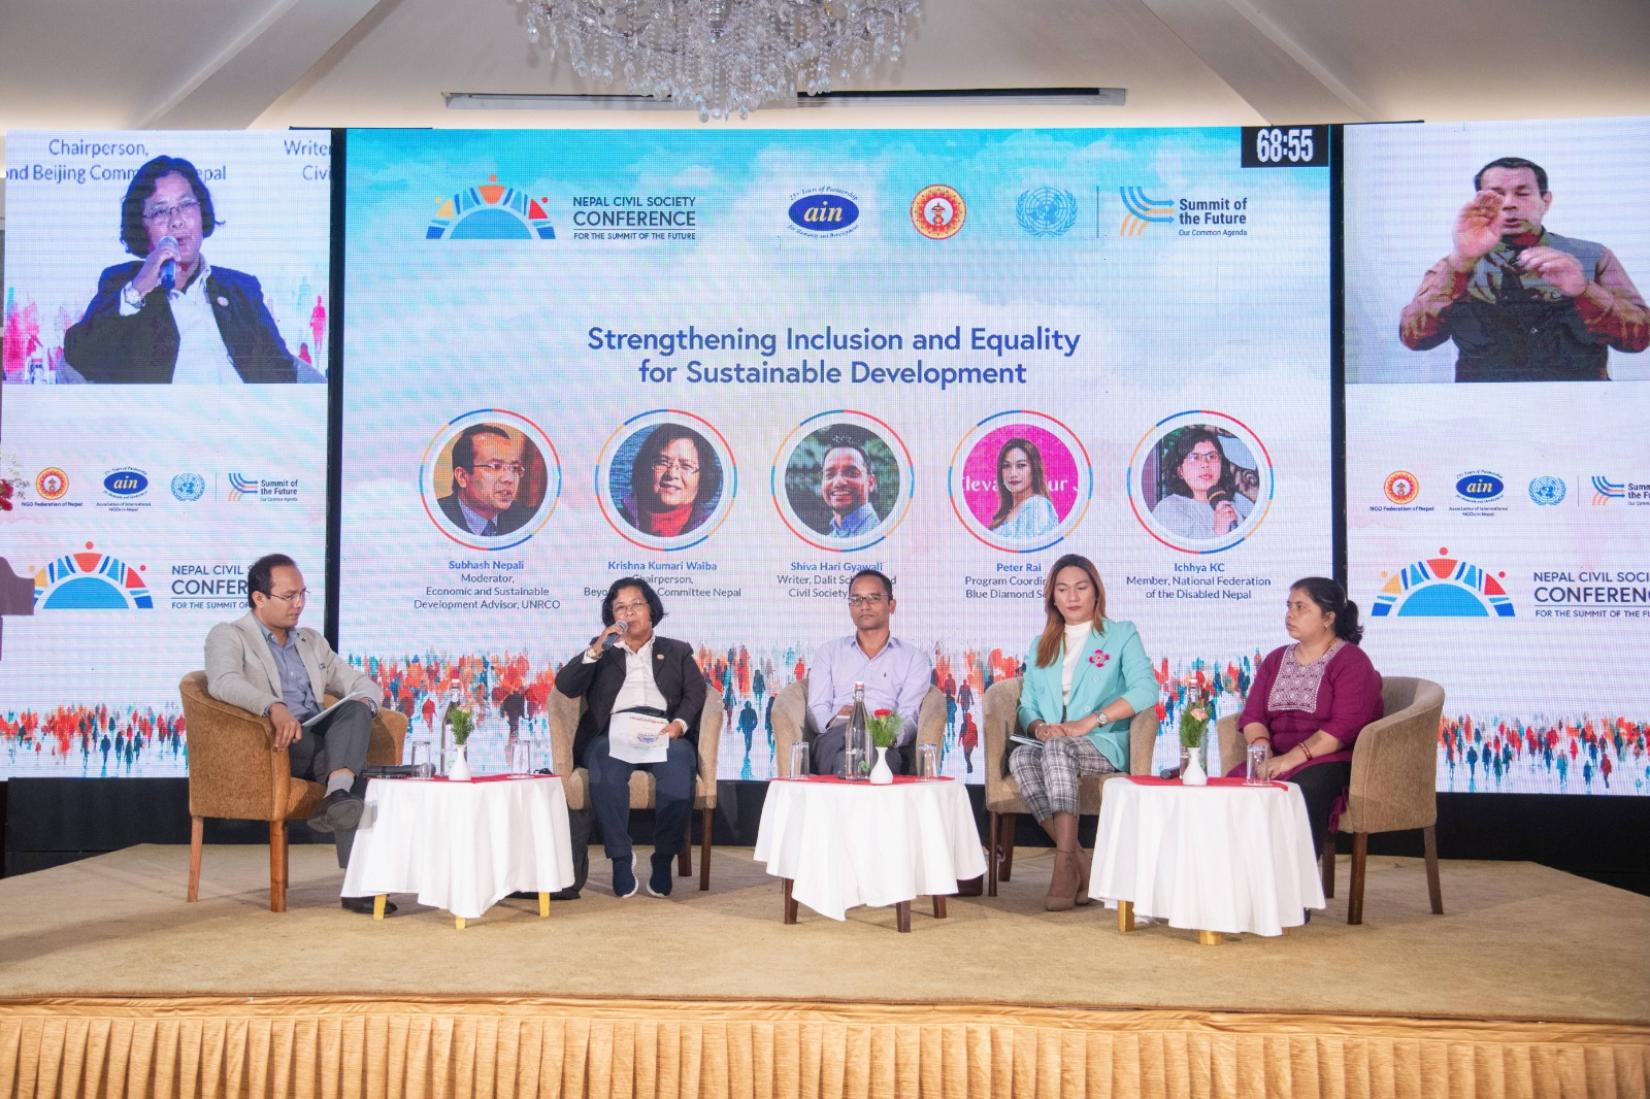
[142,198,200,225]
[267,589,309,604]
[469,461,526,478]
[847,593,887,607]
[650,457,700,476]
[611,600,649,615]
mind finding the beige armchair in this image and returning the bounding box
[1218,675,1446,924]
[548,688,724,891]
[770,678,947,776]
[982,676,1159,896]
[180,670,407,912]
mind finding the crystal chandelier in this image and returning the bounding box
[520,0,923,121]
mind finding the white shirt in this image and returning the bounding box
[582,634,672,721]
[1060,623,1092,706]
[120,261,242,384]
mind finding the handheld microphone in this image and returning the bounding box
[158,236,178,291]
[601,619,632,651]
[1207,487,1231,511]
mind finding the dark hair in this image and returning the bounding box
[451,423,513,472]
[820,435,871,474]
[601,576,666,627]
[1036,553,1107,668]
[120,156,221,257]
[630,423,720,510]
[1474,157,1549,194]
[247,553,297,608]
[1164,427,1238,502]
[849,568,893,598]
[990,437,1051,529]
[1291,576,1363,644]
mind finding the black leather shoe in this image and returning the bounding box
[342,896,395,915]
[308,789,363,834]
[508,889,582,901]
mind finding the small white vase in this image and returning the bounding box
[1181,747,1207,786]
[448,744,472,782]
[869,745,894,785]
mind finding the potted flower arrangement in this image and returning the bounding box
[866,708,901,785]
[444,705,476,781]
[1178,675,1210,786]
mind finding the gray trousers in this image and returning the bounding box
[810,718,908,777]
[1008,736,1117,822]
[288,699,373,868]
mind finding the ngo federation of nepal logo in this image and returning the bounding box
[1384,470,1420,505]
[787,188,861,238]
[911,185,965,240]
[32,542,153,610]
[1016,187,1077,237]
[1372,547,1514,618]
[427,174,555,240]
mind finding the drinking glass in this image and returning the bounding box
[409,741,435,779]
[787,742,810,779]
[916,744,940,780]
[508,740,533,776]
[1246,740,1271,785]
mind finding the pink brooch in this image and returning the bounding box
[1089,650,1110,668]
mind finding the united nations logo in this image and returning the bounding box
[1016,187,1077,237]
[171,473,206,502]
[1529,475,1567,506]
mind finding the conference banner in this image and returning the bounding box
[0,130,333,777]
[339,127,1332,781]
[1345,116,1650,795]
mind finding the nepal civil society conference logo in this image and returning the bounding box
[1372,547,1513,618]
[32,542,153,610]
[1016,187,1077,237]
[426,174,555,239]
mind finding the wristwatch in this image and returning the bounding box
[121,282,147,309]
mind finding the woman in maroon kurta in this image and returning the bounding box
[1231,577,1383,855]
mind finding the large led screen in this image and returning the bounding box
[1,131,333,777]
[1346,117,1649,795]
[339,127,1333,781]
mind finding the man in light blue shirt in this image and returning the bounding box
[806,568,930,774]
[819,440,882,538]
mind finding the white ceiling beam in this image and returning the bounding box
[140,0,384,130]
[1136,0,1375,123]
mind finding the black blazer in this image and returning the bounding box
[554,635,707,765]
[436,491,534,536]
[63,261,298,384]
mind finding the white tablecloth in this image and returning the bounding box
[753,778,987,921]
[1089,777,1325,937]
[341,776,576,919]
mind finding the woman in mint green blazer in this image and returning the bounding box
[1009,553,1158,910]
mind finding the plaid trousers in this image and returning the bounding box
[1008,734,1117,821]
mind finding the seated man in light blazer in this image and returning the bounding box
[205,553,386,914]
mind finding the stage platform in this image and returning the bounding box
[2,844,1647,1097]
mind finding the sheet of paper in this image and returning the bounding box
[609,710,670,764]
[1009,734,1044,750]
[301,694,372,729]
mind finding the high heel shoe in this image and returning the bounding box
[1073,848,1093,906]
[1045,850,1081,912]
